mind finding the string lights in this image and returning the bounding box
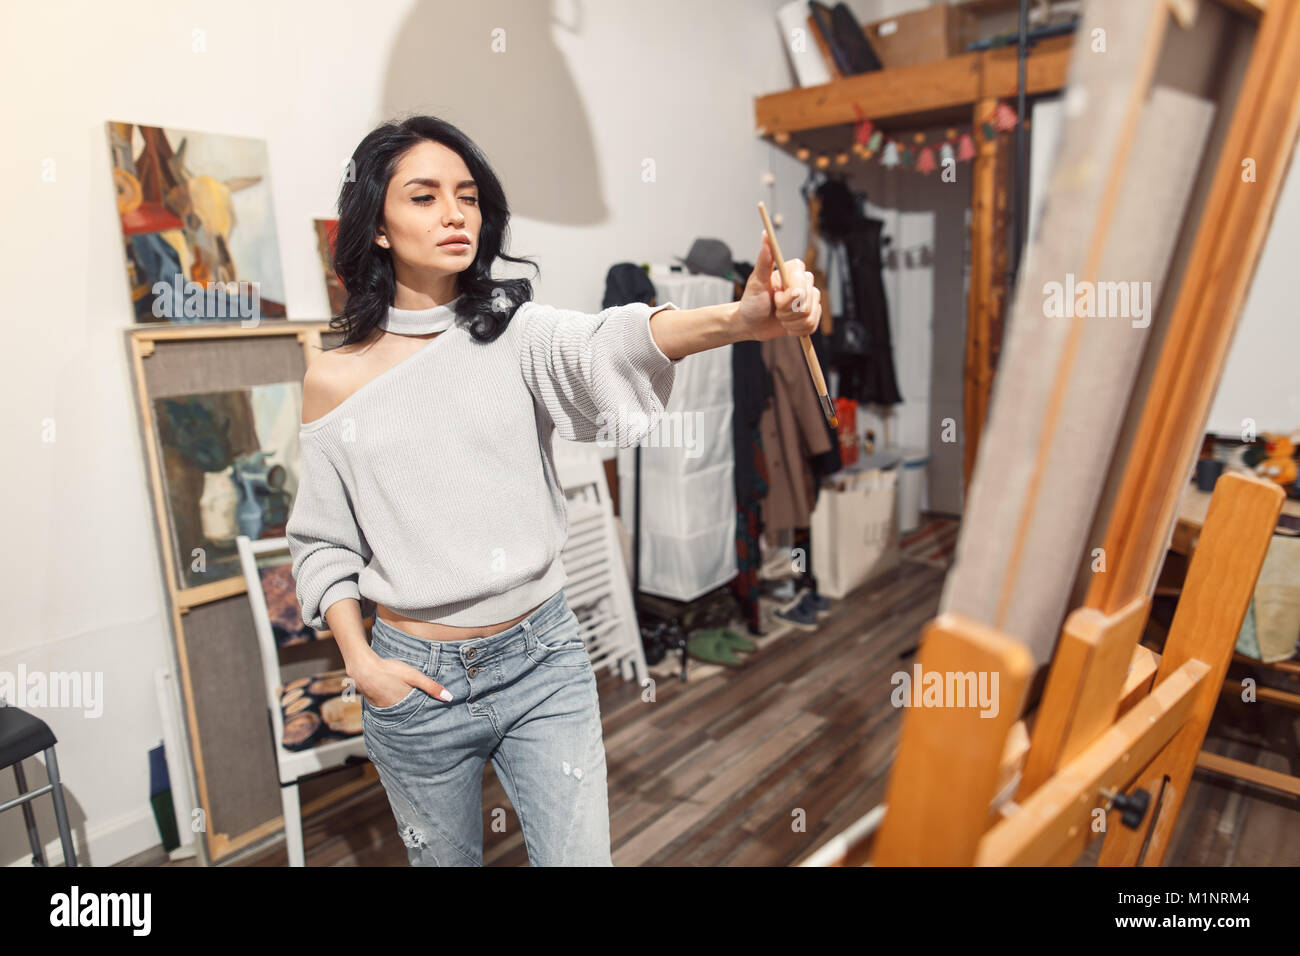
[766,98,1027,175]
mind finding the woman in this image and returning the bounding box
[286,115,821,866]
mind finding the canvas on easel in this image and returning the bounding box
[802,0,1300,867]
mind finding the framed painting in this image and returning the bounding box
[152,381,301,590]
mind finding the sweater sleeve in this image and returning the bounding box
[516,300,682,446]
[285,435,372,631]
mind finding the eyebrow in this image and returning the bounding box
[403,178,477,189]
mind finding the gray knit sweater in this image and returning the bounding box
[285,296,680,630]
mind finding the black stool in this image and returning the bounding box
[0,704,77,866]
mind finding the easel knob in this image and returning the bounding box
[1097,787,1151,830]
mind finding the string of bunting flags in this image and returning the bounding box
[772,99,1024,173]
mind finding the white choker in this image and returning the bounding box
[381,295,462,335]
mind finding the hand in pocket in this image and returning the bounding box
[356,655,452,707]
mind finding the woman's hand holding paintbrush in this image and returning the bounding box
[645,210,836,430]
[733,204,838,428]
[732,230,823,345]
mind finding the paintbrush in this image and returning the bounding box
[757,201,838,429]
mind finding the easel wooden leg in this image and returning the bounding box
[872,613,1033,865]
[1018,597,1152,801]
[1097,473,1282,865]
[1014,597,1151,864]
[977,657,1207,865]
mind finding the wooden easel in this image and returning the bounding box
[802,0,1300,866]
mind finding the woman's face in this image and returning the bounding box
[377,140,481,282]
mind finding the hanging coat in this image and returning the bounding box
[759,335,833,543]
[834,215,902,406]
[816,178,902,408]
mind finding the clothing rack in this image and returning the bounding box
[625,267,740,680]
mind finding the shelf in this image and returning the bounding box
[755,34,1071,143]
[753,0,1264,147]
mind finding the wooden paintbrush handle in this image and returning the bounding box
[758,201,838,428]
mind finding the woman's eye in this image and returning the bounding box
[412,195,475,205]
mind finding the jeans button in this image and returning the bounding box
[466,647,477,660]
[468,665,479,678]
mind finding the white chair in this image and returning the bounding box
[554,441,650,688]
[236,534,369,868]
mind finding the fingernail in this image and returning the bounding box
[439,688,453,702]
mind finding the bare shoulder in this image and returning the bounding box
[300,347,358,425]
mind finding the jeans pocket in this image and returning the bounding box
[363,635,439,724]
[364,683,421,716]
[526,618,588,667]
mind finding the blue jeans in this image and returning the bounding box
[361,588,612,866]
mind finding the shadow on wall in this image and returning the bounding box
[379,0,607,225]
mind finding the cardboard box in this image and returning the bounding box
[865,5,978,68]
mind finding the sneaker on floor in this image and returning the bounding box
[802,591,831,617]
[774,594,819,632]
[767,578,797,602]
[759,546,795,581]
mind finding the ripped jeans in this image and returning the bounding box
[361,588,613,866]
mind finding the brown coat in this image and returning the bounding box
[759,336,832,544]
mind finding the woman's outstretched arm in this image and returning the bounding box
[648,233,822,360]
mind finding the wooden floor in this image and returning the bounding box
[128,516,1299,867]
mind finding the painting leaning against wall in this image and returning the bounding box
[152,381,302,591]
[313,218,348,317]
[107,121,287,323]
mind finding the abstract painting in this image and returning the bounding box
[107,121,286,323]
[314,218,348,316]
[258,558,316,648]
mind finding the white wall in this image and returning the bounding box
[1205,138,1300,438]
[0,0,802,866]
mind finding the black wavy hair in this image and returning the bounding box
[328,115,538,347]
